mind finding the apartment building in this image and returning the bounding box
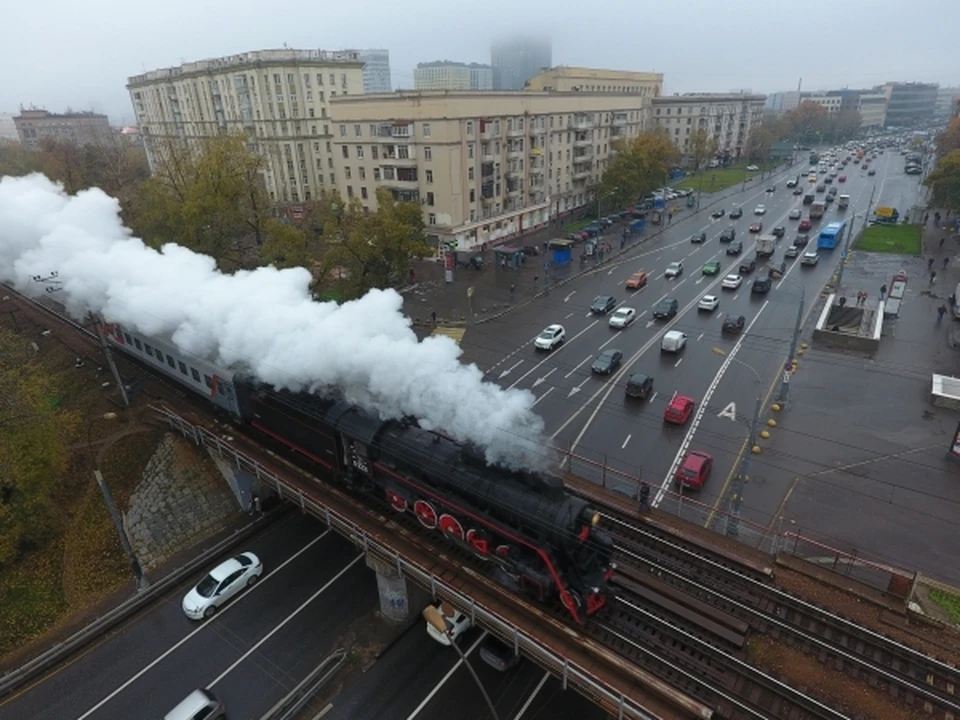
[414,62,493,91]
[935,86,960,119]
[329,90,650,249]
[127,49,365,204]
[490,36,551,90]
[13,109,112,149]
[525,67,662,97]
[651,93,765,161]
[881,82,938,126]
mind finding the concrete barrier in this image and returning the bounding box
[812,293,880,353]
[931,374,960,410]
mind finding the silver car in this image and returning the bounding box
[182,552,263,620]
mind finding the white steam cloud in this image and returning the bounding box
[0,174,547,469]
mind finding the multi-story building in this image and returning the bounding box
[13,109,112,149]
[524,67,662,97]
[127,49,366,204]
[798,93,844,116]
[651,93,765,161]
[352,49,392,93]
[413,62,493,91]
[490,36,551,91]
[0,112,18,142]
[857,93,888,128]
[935,86,960,119]
[329,90,650,248]
[881,82,938,126]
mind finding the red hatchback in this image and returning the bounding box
[664,394,695,425]
[675,451,713,490]
[838,175,847,183]
[798,219,812,232]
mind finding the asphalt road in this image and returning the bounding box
[463,149,925,525]
[327,623,608,720]
[1,514,373,720]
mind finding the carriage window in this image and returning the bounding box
[134,338,142,350]
[190,368,201,382]
[144,343,153,355]
[204,374,213,388]
[178,361,188,375]
[166,354,176,368]
[123,332,132,345]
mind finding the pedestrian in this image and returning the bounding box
[533,274,539,286]
[509,283,515,301]
[855,291,862,306]
[941,237,946,249]
[928,257,935,270]
[862,292,868,306]
[944,257,950,270]
[931,270,937,285]
[924,212,930,225]
[880,284,887,301]
[938,305,947,323]
[431,310,437,326]
[409,268,417,284]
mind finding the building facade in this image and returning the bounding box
[414,62,493,91]
[13,109,112,149]
[329,90,650,249]
[0,112,18,142]
[651,93,765,161]
[490,36,551,91]
[935,86,960,119]
[881,82,938,127]
[857,93,888,128]
[353,49,392,93]
[524,67,662,97]
[127,49,366,204]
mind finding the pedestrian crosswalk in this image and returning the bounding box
[431,326,465,345]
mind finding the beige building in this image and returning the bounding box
[525,66,662,97]
[651,93,765,160]
[329,90,651,248]
[799,94,844,115]
[414,62,493,91]
[127,49,366,204]
[857,93,888,128]
[13,109,112,149]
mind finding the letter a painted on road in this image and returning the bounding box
[718,402,737,422]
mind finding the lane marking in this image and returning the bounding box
[507,321,599,389]
[405,632,488,720]
[674,357,683,368]
[564,355,593,380]
[533,386,554,407]
[621,434,632,449]
[513,671,551,720]
[532,368,556,388]
[497,360,524,379]
[564,291,576,302]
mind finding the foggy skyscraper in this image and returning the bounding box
[490,35,552,90]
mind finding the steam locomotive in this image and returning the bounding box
[103,324,615,624]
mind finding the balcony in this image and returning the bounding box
[507,124,525,137]
[612,113,628,126]
[573,135,592,148]
[572,168,592,181]
[568,118,593,131]
[482,145,495,162]
[507,145,524,157]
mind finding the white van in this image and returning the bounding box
[164,689,225,720]
[801,250,819,266]
[660,330,687,353]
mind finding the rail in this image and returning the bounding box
[155,405,675,720]
[258,649,347,720]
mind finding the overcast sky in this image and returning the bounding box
[3,0,958,125]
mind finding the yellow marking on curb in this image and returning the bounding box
[431,326,466,345]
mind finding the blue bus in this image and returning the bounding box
[817,221,847,249]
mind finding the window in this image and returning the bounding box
[359,166,366,180]
[329,73,335,85]
[144,343,153,355]
[468,144,474,159]
[123,332,132,345]
[344,167,351,179]
[426,191,434,206]
[469,189,475,202]
[468,167,474,180]
[330,173,335,184]
[342,146,349,158]
[422,123,431,137]
[178,361,188,375]
[339,124,347,136]
[328,158,333,168]
[371,145,378,160]
[356,145,364,158]
[424,146,432,160]
[370,124,378,136]
[361,186,368,199]
[374,168,381,180]
[166,354,176,369]
[428,213,436,225]
[191,368,201,382]
[466,120,473,135]
[398,145,409,159]
[347,186,354,197]
[204,374,213,389]
[134,338,142,350]
[425,169,433,183]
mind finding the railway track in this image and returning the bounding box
[602,512,960,719]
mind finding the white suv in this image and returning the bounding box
[535,324,565,350]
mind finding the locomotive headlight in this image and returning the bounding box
[590,512,600,526]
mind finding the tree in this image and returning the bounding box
[924,149,960,210]
[830,110,863,142]
[260,219,309,269]
[0,328,78,566]
[746,124,777,163]
[311,189,431,299]
[781,101,830,144]
[936,118,960,159]
[599,129,681,210]
[689,128,718,172]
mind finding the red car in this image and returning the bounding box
[838,175,847,183]
[798,219,812,232]
[664,394,695,425]
[675,451,713,490]
[749,221,763,233]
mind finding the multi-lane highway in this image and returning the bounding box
[465,150,925,525]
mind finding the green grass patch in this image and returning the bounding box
[853,223,922,255]
[560,218,595,235]
[674,162,779,194]
[929,587,960,624]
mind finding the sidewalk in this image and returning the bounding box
[401,164,795,334]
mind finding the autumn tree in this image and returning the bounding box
[936,118,960,159]
[599,129,681,210]
[924,149,960,210]
[0,328,78,566]
[689,128,719,172]
[781,101,830,144]
[310,189,431,299]
[745,122,777,163]
[830,110,863,142]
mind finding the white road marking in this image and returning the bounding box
[564,355,593,379]
[598,333,620,349]
[513,671,551,720]
[507,321,599,389]
[649,391,658,403]
[621,434,632,449]
[533,386,555,407]
[564,312,574,319]
[674,357,683,368]
[718,402,737,421]
[568,377,590,398]
[564,291,576,302]
[497,360,524,379]
[532,368,556,388]
[695,276,705,284]
[645,320,655,328]
[405,632,489,720]
[697,332,704,341]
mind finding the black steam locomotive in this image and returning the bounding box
[103,324,615,624]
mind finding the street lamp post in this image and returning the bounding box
[711,348,762,539]
[777,280,805,404]
[422,605,501,720]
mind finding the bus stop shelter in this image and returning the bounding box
[493,246,524,269]
[548,239,573,266]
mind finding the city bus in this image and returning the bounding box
[817,220,847,250]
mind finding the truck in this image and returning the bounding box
[755,235,777,258]
[809,151,819,165]
[874,206,899,225]
[837,194,850,209]
[810,201,826,219]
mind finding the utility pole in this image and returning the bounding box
[95,470,149,591]
[778,283,805,404]
[729,392,762,539]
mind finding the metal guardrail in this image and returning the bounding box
[156,405,667,720]
[258,649,347,720]
[0,508,283,700]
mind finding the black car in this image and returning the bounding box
[793,233,810,247]
[726,241,743,256]
[772,226,785,238]
[722,315,746,334]
[625,373,654,399]
[824,176,833,185]
[793,187,803,195]
[739,258,756,274]
[653,297,679,320]
[592,348,623,374]
[521,244,541,256]
[816,184,826,193]
[479,636,520,672]
[711,209,726,219]
[751,276,772,294]
[591,295,616,314]
[719,227,736,243]
[766,185,776,193]
[729,207,743,219]
[690,231,707,244]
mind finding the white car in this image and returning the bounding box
[609,307,637,328]
[801,250,820,266]
[426,602,472,646]
[721,274,743,290]
[534,324,565,350]
[789,208,802,219]
[746,164,759,172]
[665,261,684,278]
[698,294,720,312]
[182,552,263,620]
[754,205,766,215]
